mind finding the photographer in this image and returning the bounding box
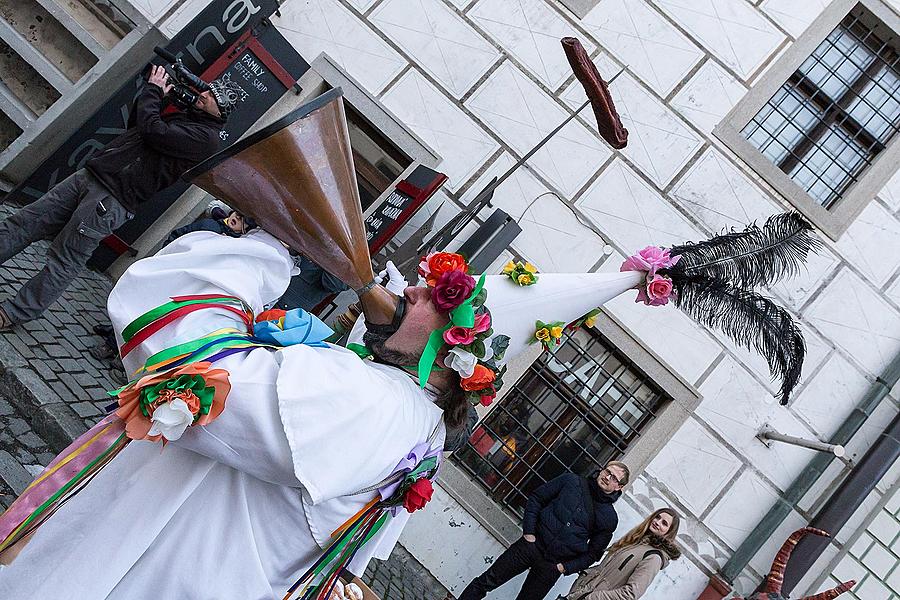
[0,63,240,330]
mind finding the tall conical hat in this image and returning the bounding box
[351,213,821,407]
[481,271,643,362]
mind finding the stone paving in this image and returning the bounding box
[0,202,451,598]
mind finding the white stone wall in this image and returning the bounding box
[163,0,900,597]
[266,0,900,597]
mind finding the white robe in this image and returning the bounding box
[0,231,446,599]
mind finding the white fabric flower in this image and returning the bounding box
[444,347,477,378]
[148,398,194,441]
[481,338,494,362]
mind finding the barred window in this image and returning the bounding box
[453,327,666,518]
[741,7,900,209]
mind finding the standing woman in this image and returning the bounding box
[565,508,681,600]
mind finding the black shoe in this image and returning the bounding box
[88,342,116,361]
[0,308,15,332]
[93,323,113,337]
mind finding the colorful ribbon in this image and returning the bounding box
[417,274,486,387]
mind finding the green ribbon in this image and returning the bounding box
[346,343,372,360]
[121,296,242,342]
[416,274,486,388]
[138,374,215,419]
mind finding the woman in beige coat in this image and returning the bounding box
[564,508,681,600]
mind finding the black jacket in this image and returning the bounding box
[86,85,223,211]
[522,473,619,575]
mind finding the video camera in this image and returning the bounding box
[152,47,211,110]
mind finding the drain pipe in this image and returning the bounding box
[696,351,900,599]
[782,408,900,594]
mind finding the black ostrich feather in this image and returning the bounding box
[671,274,805,404]
[664,213,821,290]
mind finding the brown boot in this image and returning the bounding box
[0,307,15,332]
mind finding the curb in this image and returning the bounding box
[0,337,88,453]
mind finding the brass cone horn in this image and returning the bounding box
[183,88,398,325]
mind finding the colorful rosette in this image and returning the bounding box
[114,362,230,443]
[415,252,510,407]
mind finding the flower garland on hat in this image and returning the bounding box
[620,246,679,306]
[418,252,510,407]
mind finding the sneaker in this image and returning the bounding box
[88,342,116,361]
[92,323,113,337]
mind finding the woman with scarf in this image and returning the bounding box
[565,508,681,600]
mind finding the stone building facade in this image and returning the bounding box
[11,0,900,598]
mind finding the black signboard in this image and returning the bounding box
[8,0,285,205]
[365,164,448,254]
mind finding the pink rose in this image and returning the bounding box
[444,326,476,346]
[640,274,674,306]
[432,270,476,312]
[473,310,491,334]
[621,246,679,277]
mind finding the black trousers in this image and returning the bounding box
[0,169,131,322]
[458,538,561,600]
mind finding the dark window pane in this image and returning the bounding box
[453,327,667,518]
[741,8,900,210]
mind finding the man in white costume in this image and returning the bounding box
[0,229,450,599]
[0,206,813,598]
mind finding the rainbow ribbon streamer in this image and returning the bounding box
[283,451,440,600]
[0,297,332,562]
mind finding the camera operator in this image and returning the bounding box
[0,63,241,331]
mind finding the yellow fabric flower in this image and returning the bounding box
[523,262,537,273]
[583,315,597,328]
[502,261,516,274]
[550,326,563,339]
[517,272,535,285]
[535,328,550,341]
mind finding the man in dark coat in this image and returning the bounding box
[458,461,628,600]
[0,65,240,329]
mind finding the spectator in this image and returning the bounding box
[162,209,256,246]
[0,65,240,331]
[565,507,681,600]
[458,462,628,600]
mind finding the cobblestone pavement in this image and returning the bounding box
[0,204,451,598]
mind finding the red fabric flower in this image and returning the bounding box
[433,270,476,312]
[255,308,287,323]
[419,252,468,286]
[403,478,434,513]
[479,386,497,407]
[461,364,496,391]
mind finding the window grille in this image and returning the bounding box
[741,8,900,209]
[453,327,666,518]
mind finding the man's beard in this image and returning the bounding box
[363,325,420,370]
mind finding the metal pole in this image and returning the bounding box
[716,352,900,585]
[757,424,846,457]
[782,409,900,594]
[472,64,626,210]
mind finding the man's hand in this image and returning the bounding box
[523,534,536,543]
[556,563,565,574]
[148,65,173,94]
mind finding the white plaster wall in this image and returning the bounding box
[166,0,900,596]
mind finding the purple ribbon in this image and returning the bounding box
[378,443,442,516]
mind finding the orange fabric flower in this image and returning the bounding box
[461,364,496,391]
[425,252,468,286]
[115,362,231,443]
[256,308,287,323]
